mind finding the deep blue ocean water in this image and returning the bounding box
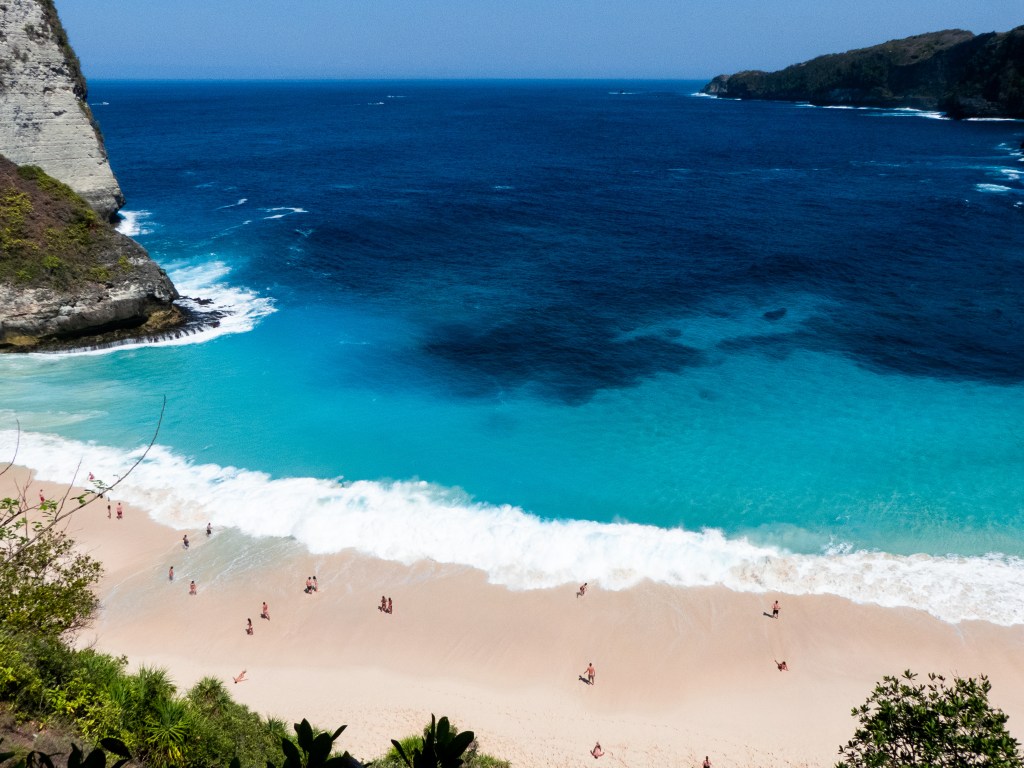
[3,81,1023,622]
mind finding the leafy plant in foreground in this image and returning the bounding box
[391,716,474,768]
[836,670,1023,768]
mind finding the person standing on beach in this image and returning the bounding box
[305,577,313,593]
[585,662,596,685]
[116,502,123,519]
[168,566,174,581]
[261,602,270,620]
[703,757,711,768]
[182,534,190,550]
[246,618,254,635]
[379,595,387,612]
[312,576,319,592]
[386,597,393,614]
[39,489,45,504]
[107,503,112,519]
[771,600,780,619]
[189,580,197,596]
[577,582,588,598]
[206,522,212,536]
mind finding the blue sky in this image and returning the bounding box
[57,0,1022,80]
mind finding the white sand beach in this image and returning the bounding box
[7,467,1024,767]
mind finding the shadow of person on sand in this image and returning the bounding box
[578,675,593,686]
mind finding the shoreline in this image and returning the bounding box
[6,465,1024,767]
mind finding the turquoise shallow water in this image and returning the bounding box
[2,81,1024,623]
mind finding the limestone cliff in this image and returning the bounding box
[0,0,194,351]
[0,0,123,220]
[0,156,182,350]
[703,26,1024,119]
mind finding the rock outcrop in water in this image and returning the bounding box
[0,0,191,351]
[703,26,1024,119]
[0,156,183,350]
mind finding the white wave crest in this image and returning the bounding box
[5,430,1024,626]
[216,198,248,210]
[24,261,276,358]
[115,210,154,237]
[976,183,1013,193]
[262,207,308,220]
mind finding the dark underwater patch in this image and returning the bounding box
[423,317,706,405]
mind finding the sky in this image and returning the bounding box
[56,0,1022,80]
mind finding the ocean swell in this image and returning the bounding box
[4,429,1023,627]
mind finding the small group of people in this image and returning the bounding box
[378,595,394,614]
[304,576,319,593]
[104,500,124,519]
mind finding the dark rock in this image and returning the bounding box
[702,26,1024,119]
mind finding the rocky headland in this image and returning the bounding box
[0,0,197,351]
[703,26,1024,119]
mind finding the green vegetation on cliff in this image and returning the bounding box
[704,26,1024,118]
[0,157,128,288]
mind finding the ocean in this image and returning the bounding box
[2,81,1023,623]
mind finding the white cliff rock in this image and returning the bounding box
[0,0,124,219]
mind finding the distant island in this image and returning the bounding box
[703,26,1024,119]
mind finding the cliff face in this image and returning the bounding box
[703,26,1024,119]
[0,156,181,350]
[0,0,124,220]
[0,0,190,351]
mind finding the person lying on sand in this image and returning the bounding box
[233,670,247,684]
[775,659,788,671]
[590,742,603,758]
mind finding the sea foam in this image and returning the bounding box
[115,210,155,237]
[4,429,1023,627]
[23,261,276,358]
